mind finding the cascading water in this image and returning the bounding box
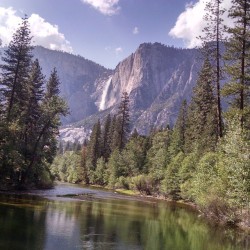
[99,76,112,111]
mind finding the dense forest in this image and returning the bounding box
[51,0,250,226]
[0,17,68,189]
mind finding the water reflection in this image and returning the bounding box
[0,188,248,250]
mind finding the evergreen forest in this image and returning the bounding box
[0,17,68,189]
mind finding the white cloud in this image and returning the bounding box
[115,47,123,55]
[0,7,20,45]
[81,0,120,16]
[133,26,139,35]
[29,14,73,52]
[0,7,73,53]
[169,0,233,48]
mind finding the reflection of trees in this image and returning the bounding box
[75,199,243,250]
[0,195,245,250]
[0,194,46,250]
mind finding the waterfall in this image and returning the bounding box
[99,76,112,111]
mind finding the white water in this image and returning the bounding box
[99,76,112,111]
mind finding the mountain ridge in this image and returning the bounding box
[1,43,201,141]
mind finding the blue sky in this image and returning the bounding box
[0,0,232,69]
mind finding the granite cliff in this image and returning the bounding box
[16,43,202,141]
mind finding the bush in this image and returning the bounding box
[130,175,154,195]
[191,152,220,206]
[179,152,199,200]
[36,169,53,189]
[115,176,129,189]
[160,152,185,200]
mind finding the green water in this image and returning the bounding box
[0,184,248,250]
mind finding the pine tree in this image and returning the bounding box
[223,0,250,129]
[87,119,102,169]
[1,16,33,121]
[81,140,89,184]
[21,59,45,163]
[185,58,218,153]
[200,0,225,138]
[0,17,33,185]
[122,135,149,176]
[101,114,112,161]
[169,100,187,155]
[0,17,68,188]
[146,129,171,184]
[40,68,68,163]
[112,92,130,151]
[21,68,68,186]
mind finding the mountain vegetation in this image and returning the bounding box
[51,1,250,227]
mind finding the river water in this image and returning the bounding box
[0,183,248,250]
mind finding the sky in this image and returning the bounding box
[0,0,232,69]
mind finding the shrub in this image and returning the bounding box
[130,175,154,195]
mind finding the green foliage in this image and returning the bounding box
[179,152,200,200]
[50,151,82,183]
[199,0,225,137]
[87,119,102,168]
[169,100,187,155]
[101,114,112,161]
[191,152,222,206]
[160,152,185,199]
[219,116,250,209]
[91,157,107,185]
[112,92,130,151]
[185,58,218,153]
[1,16,33,121]
[130,174,154,195]
[223,0,250,129]
[0,18,68,189]
[121,135,149,176]
[107,149,126,188]
[146,129,171,184]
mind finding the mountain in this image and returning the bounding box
[32,46,112,124]
[96,43,200,133]
[1,43,201,141]
[75,43,201,136]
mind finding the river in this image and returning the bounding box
[0,183,248,250]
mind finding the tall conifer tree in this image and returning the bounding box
[87,119,102,168]
[185,58,217,153]
[0,17,33,185]
[114,92,130,151]
[200,0,225,138]
[21,59,45,168]
[223,0,250,128]
[21,68,68,185]
[169,100,187,155]
[1,16,33,121]
[101,114,112,161]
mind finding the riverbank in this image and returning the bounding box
[60,182,250,233]
[88,184,250,233]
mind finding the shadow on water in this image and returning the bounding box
[0,183,248,250]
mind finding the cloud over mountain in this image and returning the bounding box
[0,7,73,53]
[169,0,233,48]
